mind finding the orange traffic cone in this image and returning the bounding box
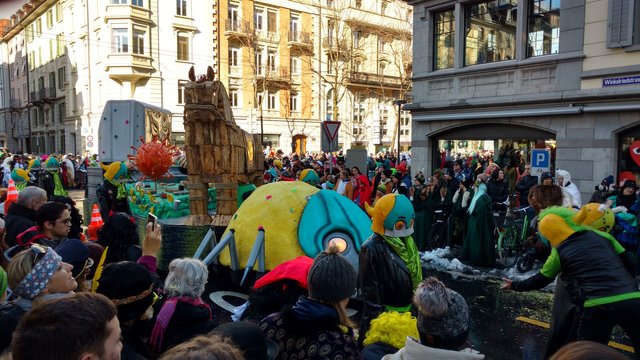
[4,180,18,215]
[87,204,104,241]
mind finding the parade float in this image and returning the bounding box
[90,67,373,280]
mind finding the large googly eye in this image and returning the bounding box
[327,237,348,253]
[633,147,640,155]
[395,221,405,231]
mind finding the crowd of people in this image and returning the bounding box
[0,145,638,359]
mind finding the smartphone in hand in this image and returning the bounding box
[147,213,158,231]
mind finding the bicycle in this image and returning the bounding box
[492,196,530,268]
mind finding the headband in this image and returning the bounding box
[14,247,62,300]
[110,284,154,306]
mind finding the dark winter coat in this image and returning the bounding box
[259,297,359,360]
[4,203,37,247]
[515,175,538,207]
[0,302,26,353]
[150,297,217,354]
[96,180,131,220]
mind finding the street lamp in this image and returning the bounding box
[393,99,407,156]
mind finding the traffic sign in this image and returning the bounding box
[530,149,550,176]
[322,121,341,141]
[87,135,94,142]
[87,142,94,148]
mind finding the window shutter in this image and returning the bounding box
[607,0,635,47]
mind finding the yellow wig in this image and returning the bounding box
[363,311,419,349]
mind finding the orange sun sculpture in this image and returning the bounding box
[129,136,180,181]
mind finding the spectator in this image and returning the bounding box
[6,201,71,259]
[54,239,93,292]
[487,168,509,205]
[335,170,354,199]
[384,277,484,359]
[11,292,121,360]
[149,258,216,354]
[238,256,313,323]
[540,172,554,186]
[260,244,359,360]
[0,245,76,353]
[358,194,420,345]
[361,311,419,360]
[4,186,47,247]
[48,195,84,241]
[98,212,142,264]
[550,341,628,360]
[213,321,278,360]
[606,180,640,257]
[158,335,245,360]
[501,206,640,355]
[462,174,494,267]
[515,164,538,210]
[556,169,582,209]
[96,261,157,359]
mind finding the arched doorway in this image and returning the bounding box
[293,134,307,155]
[431,124,556,171]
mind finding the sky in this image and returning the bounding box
[0,0,24,19]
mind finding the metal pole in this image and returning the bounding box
[393,99,406,158]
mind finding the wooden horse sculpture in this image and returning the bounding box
[183,66,264,226]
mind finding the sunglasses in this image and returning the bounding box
[30,243,48,266]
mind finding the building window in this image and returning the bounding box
[290,57,300,75]
[256,92,264,109]
[177,0,188,16]
[355,0,362,8]
[290,15,299,41]
[229,88,239,107]
[465,0,517,66]
[58,102,65,123]
[527,0,560,57]
[378,61,386,75]
[177,33,190,61]
[380,105,389,136]
[58,67,66,89]
[255,50,264,75]
[228,4,240,28]
[178,80,188,104]
[113,28,129,53]
[49,39,55,61]
[290,91,298,112]
[267,49,276,72]
[352,93,365,128]
[49,72,56,91]
[56,3,63,22]
[132,0,143,7]
[46,9,53,29]
[326,89,334,120]
[267,9,277,34]
[35,19,42,36]
[112,0,128,4]
[254,8,264,32]
[327,0,334,7]
[133,30,145,55]
[378,35,386,52]
[229,47,240,72]
[267,91,277,110]
[353,30,361,48]
[381,0,388,14]
[60,130,65,152]
[400,111,410,136]
[607,0,640,48]
[57,34,65,56]
[434,9,455,70]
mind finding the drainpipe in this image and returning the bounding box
[84,0,93,155]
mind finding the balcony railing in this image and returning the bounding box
[288,31,313,47]
[255,66,290,81]
[348,71,404,87]
[224,19,251,37]
[10,98,21,108]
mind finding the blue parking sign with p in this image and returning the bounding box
[531,149,550,175]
